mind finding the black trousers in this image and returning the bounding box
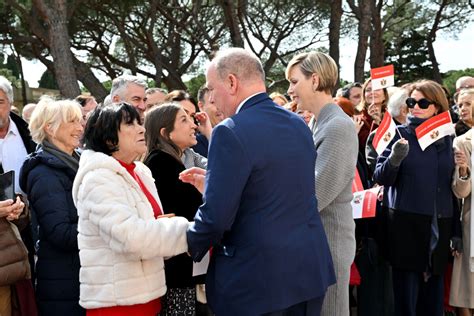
[262,295,325,316]
[392,268,444,316]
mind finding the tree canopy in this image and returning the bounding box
[0,0,472,99]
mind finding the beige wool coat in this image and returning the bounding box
[450,129,474,308]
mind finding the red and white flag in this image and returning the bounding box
[352,187,378,219]
[352,168,364,193]
[371,65,395,90]
[415,111,455,151]
[372,112,397,155]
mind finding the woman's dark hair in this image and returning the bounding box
[341,82,362,99]
[144,102,183,163]
[164,90,199,113]
[83,103,141,155]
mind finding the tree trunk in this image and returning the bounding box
[354,0,372,83]
[73,58,108,102]
[163,74,187,91]
[328,0,343,92]
[219,0,245,47]
[369,0,384,68]
[33,0,81,98]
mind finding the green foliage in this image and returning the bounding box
[185,74,206,100]
[385,30,433,85]
[442,68,474,95]
[0,68,18,84]
[5,55,20,79]
[38,69,59,89]
[101,80,112,92]
[0,54,21,85]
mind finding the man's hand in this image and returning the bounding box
[179,167,206,193]
[0,196,24,221]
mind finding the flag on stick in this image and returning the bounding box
[371,65,395,90]
[352,168,364,193]
[372,112,397,155]
[415,112,455,151]
[352,187,378,219]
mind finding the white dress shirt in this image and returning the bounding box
[0,118,28,193]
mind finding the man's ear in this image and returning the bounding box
[112,95,120,103]
[228,74,238,95]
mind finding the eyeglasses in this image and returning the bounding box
[405,97,434,109]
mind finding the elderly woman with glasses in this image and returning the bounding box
[374,80,458,316]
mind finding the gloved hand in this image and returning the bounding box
[450,237,463,254]
[388,139,409,167]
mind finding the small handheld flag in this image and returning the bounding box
[415,112,455,151]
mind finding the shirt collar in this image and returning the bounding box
[235,92,264,114]
[6,117,19,137]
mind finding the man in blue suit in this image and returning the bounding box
[180,48,335,315]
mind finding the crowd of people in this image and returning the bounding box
[0,47,473,316]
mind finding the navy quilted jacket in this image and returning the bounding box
[20,148,84,316]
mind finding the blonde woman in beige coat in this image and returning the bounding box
[450,89,474,316]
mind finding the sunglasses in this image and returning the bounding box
[405,97,434,109]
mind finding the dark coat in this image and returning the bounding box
[144,149,204,288]
[19,148,84,316]
[374,117,456,274]
[192,133,209,158]
[10,112,36,154]
[186,93,335,315]
[374,120,455,218]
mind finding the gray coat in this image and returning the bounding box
[309,103,358,316]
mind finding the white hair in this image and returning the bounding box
[213,48,265,83]
[0,75,14,104]
[29,96,82,144]
[387,89,409,118]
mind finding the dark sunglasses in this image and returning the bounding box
[405,97,434,109]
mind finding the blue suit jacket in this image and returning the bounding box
[187,93,335,315]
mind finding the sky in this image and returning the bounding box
[21,25,474,88]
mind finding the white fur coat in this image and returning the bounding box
[72,150,189,309]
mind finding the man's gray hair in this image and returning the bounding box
[0,76,14,104]
[456,76,474,90]
[213,48,265,83]
[387,89,409,118]
[110,75,147,100]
